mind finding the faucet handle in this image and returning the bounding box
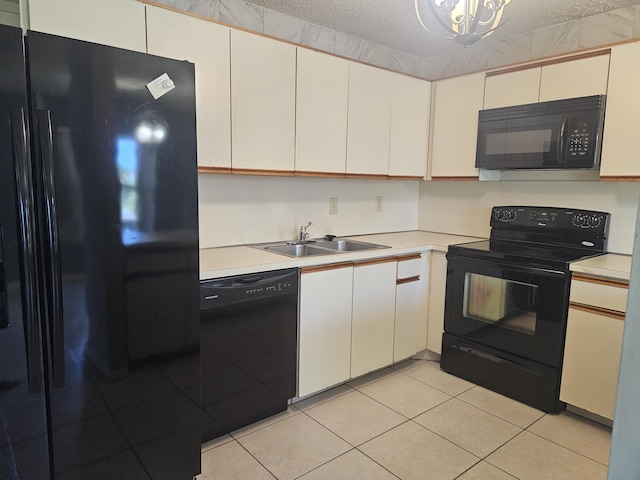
[299,222,313,241]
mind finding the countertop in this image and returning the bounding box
[199,230,482,280]
[570,253,633,281]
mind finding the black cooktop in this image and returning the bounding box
[448,239,606,270]
[448,206,611,270]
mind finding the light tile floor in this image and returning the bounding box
[198,359,612,480]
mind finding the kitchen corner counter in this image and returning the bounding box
[570,253,633,281]
[199,230,482,280]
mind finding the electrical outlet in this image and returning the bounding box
[375,196,383,212]
[329,197,338,215]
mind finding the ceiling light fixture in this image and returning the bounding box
[414,0,512,47]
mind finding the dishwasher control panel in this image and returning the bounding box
[200,268,298,310]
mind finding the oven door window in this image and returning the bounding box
[463,273,538,335]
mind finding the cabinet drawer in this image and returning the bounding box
[570,274,628,313]
[397,254,422,279]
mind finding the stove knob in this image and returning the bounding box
[589,215,601,227]
[573,214,584,227]
[494,209,502,220]
[507,210,516,220]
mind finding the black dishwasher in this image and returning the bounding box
[200,268,298,442]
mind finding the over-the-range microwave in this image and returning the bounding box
[475,94,606,170]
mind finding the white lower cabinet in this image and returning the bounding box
[426,251,448,354]
[298,264,353,398]
[299,253,430,397]
[351,259,398,377]
[394,254,429,361]
[560,274,628,420]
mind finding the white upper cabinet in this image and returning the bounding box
[484,54,610,109]
[230,30,296,172]
[600,42,640,178]
[389,74,431,178]
[27,0,146,52]
[483,68,541,109]
[346,62,393,176]
[539,54,609,102]
[429,72,485,179]
[146,7,231,170]
[295,48,349,174]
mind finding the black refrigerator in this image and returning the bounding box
[0,25,200,479]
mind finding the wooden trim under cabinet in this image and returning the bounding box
[231,168,295,177]
[397,253,422,262]
[354,257,398,268]
[294,171,346,178]
[570,301,626,321]
[388,175,426,181]
[344,173,390,180]
[198,166,232,174]
[300,262,354,274]
[430,176,479,181]
[572,273,629,289]
[485,49,611,77]
[599,176,640,182]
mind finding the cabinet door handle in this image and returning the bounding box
[397,275,420,285]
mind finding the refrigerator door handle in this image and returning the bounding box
[11,107,43,393]
[37,109,65,388]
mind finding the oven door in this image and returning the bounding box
[444,254,570,367]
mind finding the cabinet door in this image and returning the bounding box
[28,0,146,52]
[299,266,353,397]
[295,48,349,174]
[351,260,397,377]
[427,251,447,354]
[146,7,231,170]
[231,30,296,172]
[346,62,393,175]
[483,68,541,109]
[599,43,640,178]
[389,74,431,178]
[429,72,485,179]
[539,54,609,102]
[394,255,429,362]
[560,308,624,420]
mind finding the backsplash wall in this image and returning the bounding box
[418,181,640,255]
[199,174,420,248]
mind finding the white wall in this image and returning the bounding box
[199,174,420,248]
[419,180,640,255]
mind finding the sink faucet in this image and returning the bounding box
[299,222,313,242]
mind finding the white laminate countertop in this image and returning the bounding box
[570,253,633,281]
[199,230,483,280]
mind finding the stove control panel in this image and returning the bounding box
[491,206,610,236]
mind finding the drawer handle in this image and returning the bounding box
[397,275,420,285]
[570,301,626,320]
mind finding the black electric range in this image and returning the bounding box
[441,206,610,413]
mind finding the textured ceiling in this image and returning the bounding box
[244,0,640,57]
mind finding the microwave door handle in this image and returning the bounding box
[557,114,569,165]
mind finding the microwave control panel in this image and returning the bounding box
[567,118,593,158]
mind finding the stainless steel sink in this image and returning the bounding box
[264,244,335,257]
[257,238,390,258]
[314,239,389,252]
